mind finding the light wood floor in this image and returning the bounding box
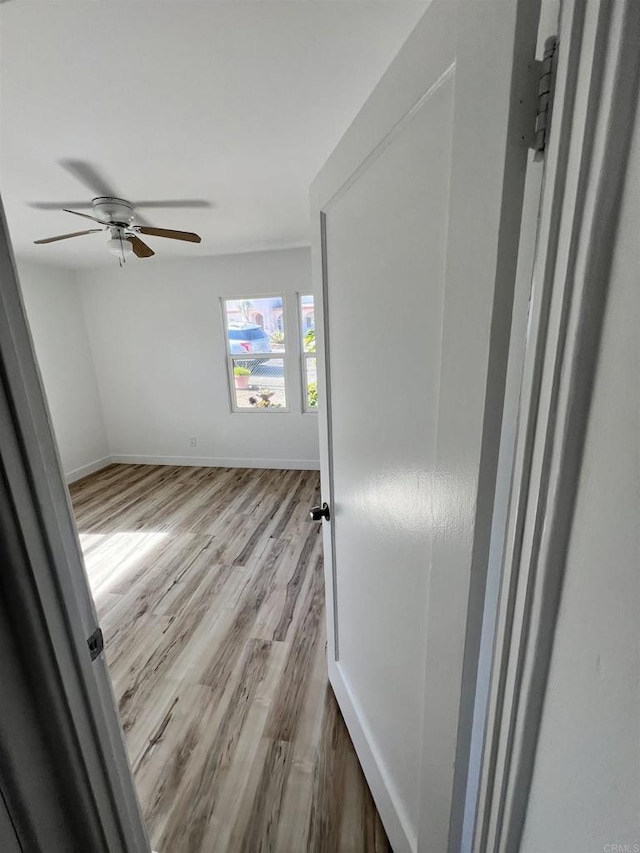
[70,464,389,853]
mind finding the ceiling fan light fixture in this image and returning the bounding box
[107,236,133,257]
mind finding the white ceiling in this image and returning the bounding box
[0,1,426,267]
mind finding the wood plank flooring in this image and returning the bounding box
[70,464,389,853]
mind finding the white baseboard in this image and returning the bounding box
[65,456,112,484]
[328,659,416,853]
[64,454,319,483]
[109,454,320,471]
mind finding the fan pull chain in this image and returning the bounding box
[118,231,126,266]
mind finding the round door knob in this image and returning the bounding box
[309,502,330,522]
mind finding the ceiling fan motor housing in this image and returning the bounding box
[92,196,134,224]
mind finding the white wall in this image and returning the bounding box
[77,248,319,469]
[17,259,110,481]
[521,76,640,853]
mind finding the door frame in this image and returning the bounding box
[473,0,640,850]
[0,200,149,852]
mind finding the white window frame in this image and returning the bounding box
[298,292,317,414]
[220,293,290,414]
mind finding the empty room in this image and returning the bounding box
[1,3,424,849]
[1,1,638,852]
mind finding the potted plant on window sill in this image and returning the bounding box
[234,365,251,389]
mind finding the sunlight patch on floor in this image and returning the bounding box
[80,531,170,598]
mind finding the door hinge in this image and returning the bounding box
[532,35,558,160]
[87,627,104,662]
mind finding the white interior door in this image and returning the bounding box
[311,2,543,851]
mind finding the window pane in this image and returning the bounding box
[232,357,287,409]
[224,296,285,354]
[305,356,317,409]
[300,294,315,352]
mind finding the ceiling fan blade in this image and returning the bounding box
[127,235,155,258]
[63,208,112,226]
[60,159,119,198]
[28,201,95,210]
[133,200,212,210]
[34,229,102,244]
[137,227,201,243]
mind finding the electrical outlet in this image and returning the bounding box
[189,437,197,447]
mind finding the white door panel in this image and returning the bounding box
[312,2,541,851]
[324,72,454,831]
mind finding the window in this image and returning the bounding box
[222,296,288,411]
[299,294,317,412]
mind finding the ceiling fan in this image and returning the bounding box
[31,160,208,261]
